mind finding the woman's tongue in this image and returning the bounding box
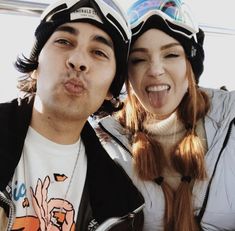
[147,85,169,108]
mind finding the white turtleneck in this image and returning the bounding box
[143,112,207,190]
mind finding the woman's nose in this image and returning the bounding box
[147,59,165,78]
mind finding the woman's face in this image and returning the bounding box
[128,29,188,120]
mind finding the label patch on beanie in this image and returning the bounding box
[71,7,103,23]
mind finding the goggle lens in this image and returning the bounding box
[128,0,198,38]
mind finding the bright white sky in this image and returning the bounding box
[0,0,235,102]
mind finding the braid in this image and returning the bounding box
[171,61,209,231]
[117,62,210,230]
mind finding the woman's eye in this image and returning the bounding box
[129,57,146,64]
[165,53,180,58]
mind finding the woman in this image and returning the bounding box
[95,0,235,230]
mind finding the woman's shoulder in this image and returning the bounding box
[202,87,235,101]
[201,87,235,118]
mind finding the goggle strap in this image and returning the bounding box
[41,0,131,43]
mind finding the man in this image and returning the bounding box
[0,0,144,230]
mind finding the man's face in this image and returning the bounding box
[35,22,116,121]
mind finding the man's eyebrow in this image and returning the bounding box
[54,25,113,49]
[54,25,78,35]
[92,35,114,50]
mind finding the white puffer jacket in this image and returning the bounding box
[93,88,235,231]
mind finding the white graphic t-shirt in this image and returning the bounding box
[9,126,87,230]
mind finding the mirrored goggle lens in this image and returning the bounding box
[128,0,198,36]
[96,0,131,42]
[102,0,126,21]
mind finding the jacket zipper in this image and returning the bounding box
[1,190,144,231]
[196,117,235,224]
[98,121,146,229]
[0,192,15,230]
[96,204,145,231]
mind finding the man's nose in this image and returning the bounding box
[66,50,88,73]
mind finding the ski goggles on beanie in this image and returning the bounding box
[127,0,205,82]
[128,0,198,40]
[40,0,130,43]
[30,0,131,97]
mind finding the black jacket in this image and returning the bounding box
[0,98,144,231]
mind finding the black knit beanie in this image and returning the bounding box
[30,0,131,98]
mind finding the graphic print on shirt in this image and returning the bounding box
[12,175,76,231]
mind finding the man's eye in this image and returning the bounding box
[55,39,71,46]
[94,50,108,58]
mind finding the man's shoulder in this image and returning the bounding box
[0,98,17,108]
[0,97,33,121]
[0,98,18,122]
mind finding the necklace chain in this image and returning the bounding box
[23,138,82,229]
[61,139,82,208]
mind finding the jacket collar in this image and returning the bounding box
[81,121,144,222]
[0,98,32,190]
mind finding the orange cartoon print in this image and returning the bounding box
[54,173,68,182]
[12,176,76,231]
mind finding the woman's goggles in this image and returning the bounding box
[128,0,199,39]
